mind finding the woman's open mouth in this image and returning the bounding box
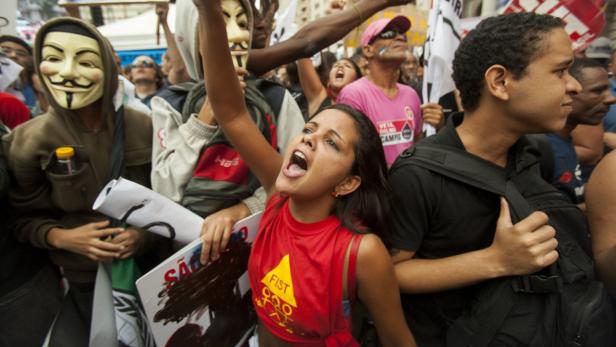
[283,150,308,178]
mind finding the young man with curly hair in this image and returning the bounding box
[388,13,583,346]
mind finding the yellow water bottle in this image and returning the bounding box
[55,147,76,175]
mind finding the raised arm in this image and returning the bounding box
[156,3,190,85]
[586,150,616,297]
[297,58,327,116]
[247,0,414,76]
[194,0,281,194]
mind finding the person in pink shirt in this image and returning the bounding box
[337,16,444,166]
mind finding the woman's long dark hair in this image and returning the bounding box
[322,103,391,237]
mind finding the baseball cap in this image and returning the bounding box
[585,37,612,59]
[360,16,411,47]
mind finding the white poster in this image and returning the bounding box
[269,0,298,46]
[422,0,463,135]
[93,177,203,244]
[136,212,263,347]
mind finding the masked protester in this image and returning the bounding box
[2,18,158,346]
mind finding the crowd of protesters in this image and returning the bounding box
[1,0,616,346]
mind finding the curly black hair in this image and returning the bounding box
[452,13,564,112]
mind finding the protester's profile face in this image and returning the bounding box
[40,31,104,110]
[222,0,250,69]
[1,41,31,67]
[328,59,358,91]
[505,28,582,133]
[276,109,358,199]
[130,55,157,83]
[570,67,616,126]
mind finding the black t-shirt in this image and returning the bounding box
[387,114,521,346]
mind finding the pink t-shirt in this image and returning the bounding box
[337,77,422,166]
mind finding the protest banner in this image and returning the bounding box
[270,0,298,46]
[136,212,263,347]
[422,0,463,135]
[500,0,606,51]
[93,177,203,244]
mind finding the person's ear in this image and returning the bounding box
[362,45,374,60]
[484,64,511,102]
[333,175,361,197]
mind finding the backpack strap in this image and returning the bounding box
[399,143,534,220]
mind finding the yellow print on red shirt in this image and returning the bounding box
[256,254,299,334]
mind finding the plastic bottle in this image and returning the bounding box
[55,147,76,175]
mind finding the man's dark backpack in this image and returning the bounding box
[394,137,615,347]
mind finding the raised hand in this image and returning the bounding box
[155,3,169,23]
[47,220,126,262]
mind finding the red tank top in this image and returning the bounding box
[248,194,361,346]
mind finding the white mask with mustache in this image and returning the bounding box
[40,32,104,110]
[222,0,250,69]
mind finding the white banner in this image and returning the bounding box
[422,0,463,135]
[136,212,263,347]
[270,0,298,46]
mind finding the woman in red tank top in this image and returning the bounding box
[193,1,416,346]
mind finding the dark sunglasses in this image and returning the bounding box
[370,29,407,45]
[131,60,155,69]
